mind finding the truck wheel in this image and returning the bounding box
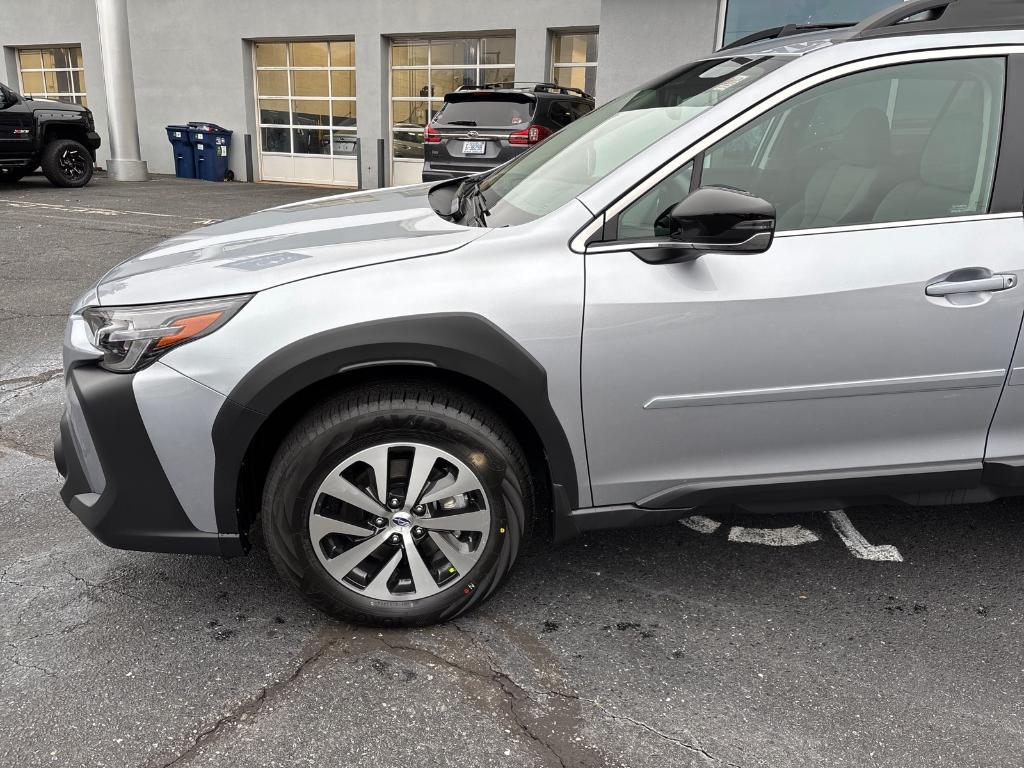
[41,139,93,188]
[261,380,533,626]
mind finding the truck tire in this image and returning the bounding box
[41,139,93,188]
[261,380,534,626]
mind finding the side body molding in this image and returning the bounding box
[210,313,579,536]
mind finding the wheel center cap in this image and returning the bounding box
[391,512,413,528]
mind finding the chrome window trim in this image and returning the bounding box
[774,211,1023,238]
[570,44,1024,253]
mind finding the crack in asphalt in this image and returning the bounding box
[152,635,343,768]
[0,368,63,388]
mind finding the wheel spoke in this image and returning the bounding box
[428,531,477,574]
[319,472,386,516]
[416,509,490,533]
[403,535,441,597]
[418,470,484,507]
[357,444,391,505]
[405,445,445,506]
[322,529,390,583]
[309,513,375,542]
[361,548,403,600]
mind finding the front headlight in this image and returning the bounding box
[82,294,251,372]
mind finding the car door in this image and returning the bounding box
[0,86,34,159]
[581,52,1024,510]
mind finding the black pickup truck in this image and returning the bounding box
[0,81,101,187]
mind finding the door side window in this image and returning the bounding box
[616,57,1006,238]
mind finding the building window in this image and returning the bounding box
[551,31,597,96]
[17,46,87,106]
[254,40,357,158]
[721,0,898,46]
[390,36,516,161]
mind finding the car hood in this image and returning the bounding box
[95,184,488,306]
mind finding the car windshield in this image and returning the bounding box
[434,95,536,128]
[449,56,788,227]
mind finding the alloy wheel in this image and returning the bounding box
[57,148,88,181]
[308,442,492,601]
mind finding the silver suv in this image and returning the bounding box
[56,0,1024,625]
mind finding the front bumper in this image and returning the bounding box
[55,364,243,556]
[85,131,101,152]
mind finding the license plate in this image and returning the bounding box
[462,141,486,154]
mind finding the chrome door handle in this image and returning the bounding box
[926,274,1017,296]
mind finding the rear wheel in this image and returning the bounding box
[261,381,532,626]
[41,139,93,187]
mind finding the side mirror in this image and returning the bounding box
[641,185,776,264]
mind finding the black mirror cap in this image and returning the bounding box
[668,185,776,249]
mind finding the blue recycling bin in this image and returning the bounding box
[187,122,232,182]
[165,125,196,179]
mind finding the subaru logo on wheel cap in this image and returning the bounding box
[392,512,412,527]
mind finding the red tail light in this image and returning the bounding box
[508,125,553,145]
[424,125,441,144]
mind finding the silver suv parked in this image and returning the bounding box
[57,0,1024,625]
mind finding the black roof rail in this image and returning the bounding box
[849,0,1024,40]
[454,81,594,99]
[719,22,855,51]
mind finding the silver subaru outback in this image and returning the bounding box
[56,0,1024,625]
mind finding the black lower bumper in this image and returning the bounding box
[56,365,243,557]
[85,131,102,153]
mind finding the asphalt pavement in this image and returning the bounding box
[2,173,1022,768]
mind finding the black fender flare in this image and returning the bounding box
[211,312,579,534]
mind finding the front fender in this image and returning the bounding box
[210,312,579,535]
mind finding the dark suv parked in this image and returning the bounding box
[421,82,594,182]
[0,82,101,187]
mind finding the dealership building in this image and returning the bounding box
[2,0,899,188]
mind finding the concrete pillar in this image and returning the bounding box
[94,0,148,181]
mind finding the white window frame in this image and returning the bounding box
[253,40,357,159]
[17,46,87,106]
[550,30,598,95]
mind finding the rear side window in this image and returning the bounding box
[549,101,575,128]
[433,97,535,128]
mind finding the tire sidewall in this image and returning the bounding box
[270,405,515,625]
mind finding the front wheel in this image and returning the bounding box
[41,139,93,187]
[261,381,533,626]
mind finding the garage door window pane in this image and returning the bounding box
[393,132,424,159]
[331,70,355,98]
[291,70,328,97]
[261,126,290,153]
[255,43,287,68]
[20,71,44,93]
[392,69,429,99]
[482,68,515,86]
[292,99,330,127]
[482,37,515,66]
[259,99,290,124]
[431,40,477,67]
[331,100,357,127]
[553,33,597,65]
[393,100,429,128]
[257,70,289,97]
[291,42,328,68]
[393,42,428,67]
[330,41,355,67]
[431,68,476,95]
[18,49,42,70]
[293,128,331,155]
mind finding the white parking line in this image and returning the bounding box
[0,198,218,225]
[727,525,820,547]
[680,515,722,534]
[827,510,904,562]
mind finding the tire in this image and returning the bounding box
[41,139,93,188]
[261,380,533,626]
